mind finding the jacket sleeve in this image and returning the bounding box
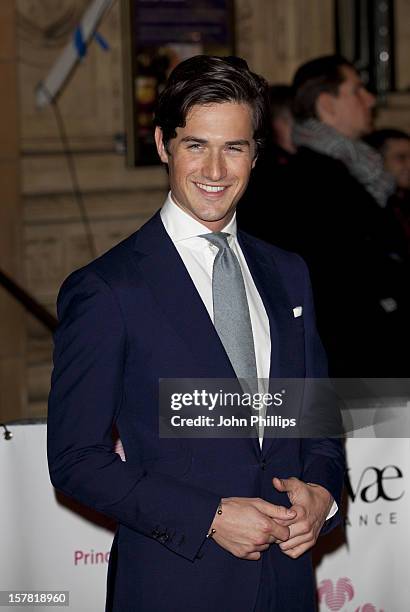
[47,268,220,561]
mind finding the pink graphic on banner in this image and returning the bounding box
[318,578,384,612]
[318,577,354,610]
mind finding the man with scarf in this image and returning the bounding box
[238,55,409,377]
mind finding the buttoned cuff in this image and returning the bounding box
[326,500,338,520]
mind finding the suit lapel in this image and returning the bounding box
[132,212,236,379]
[238,231,305,378]
[238,232,306,456]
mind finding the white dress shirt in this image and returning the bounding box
[160,193,271,382]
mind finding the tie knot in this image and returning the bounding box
[201,232,230,251]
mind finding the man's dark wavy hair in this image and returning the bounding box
[154,55,270,155]
[292,54,355,121]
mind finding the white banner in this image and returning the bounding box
[1,425,409,611]
[0,424,113,612]
[316,438,410,612]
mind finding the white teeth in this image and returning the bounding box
[196,183,226,193]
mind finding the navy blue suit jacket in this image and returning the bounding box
[47,211,344,612]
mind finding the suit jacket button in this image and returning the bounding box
[260,460,267,470]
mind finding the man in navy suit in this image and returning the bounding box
[48,56,344,612]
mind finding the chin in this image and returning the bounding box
[199,213,231,224]
[199,203,235,219]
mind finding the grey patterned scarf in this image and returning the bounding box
[293,119,395,207]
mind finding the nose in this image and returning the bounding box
[202,150,227,182]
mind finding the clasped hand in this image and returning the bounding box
[272,476,333,559]
[210,497,296,560]
[210,477,333,561]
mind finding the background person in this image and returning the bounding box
[239,54,409,377]
[365,128,410,253]
[238,84,296,237]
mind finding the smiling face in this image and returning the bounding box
[155,102,257,231]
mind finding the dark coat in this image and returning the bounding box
[238,146,410,377]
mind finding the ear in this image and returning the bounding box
[154,127,169,163]
[316,92,336,122]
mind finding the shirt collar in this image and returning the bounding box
[160,191,237,243]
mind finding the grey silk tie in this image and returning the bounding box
[202,232,258,387]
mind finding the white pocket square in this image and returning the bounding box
[293,306,303,318]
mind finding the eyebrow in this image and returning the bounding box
[226,139,251,147]
[180,137,207,144]
[180,136,251,147]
